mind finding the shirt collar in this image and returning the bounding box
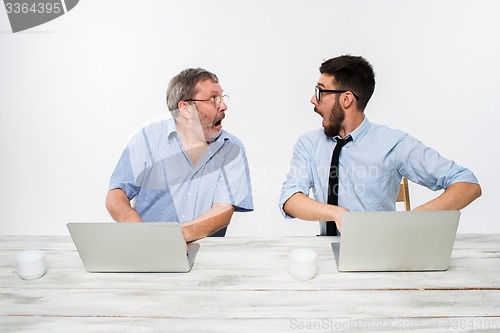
[339,116,371,144]
[166,118,178,142]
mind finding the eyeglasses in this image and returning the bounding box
[184,94,228,109]
[315,86,359,102]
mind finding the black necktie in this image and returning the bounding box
[326,136,352,236]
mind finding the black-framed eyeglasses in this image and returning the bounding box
[315,86,359,102]
[184,94,228,109]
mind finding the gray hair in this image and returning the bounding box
[166,68,219,117]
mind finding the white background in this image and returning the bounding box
[0,0,498,236]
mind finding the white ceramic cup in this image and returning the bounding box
[16,250,46,280]
[288,248,318,281]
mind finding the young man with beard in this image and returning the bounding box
[279,55,481,236]
[106,68,253,242]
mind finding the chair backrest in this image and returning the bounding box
[396,177,411,211]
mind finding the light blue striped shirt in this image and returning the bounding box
[279,117,478,235]
[109,118,253,223]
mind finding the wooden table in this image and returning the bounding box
[1,235,499,332]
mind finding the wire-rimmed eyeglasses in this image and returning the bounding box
[184,95,228,109]
[315,86,359,102]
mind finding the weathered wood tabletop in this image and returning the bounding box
[1,234,499,332]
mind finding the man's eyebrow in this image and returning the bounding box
[316,83,326,88]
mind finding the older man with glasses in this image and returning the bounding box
[106,68,253,242]
[279,55,481,236]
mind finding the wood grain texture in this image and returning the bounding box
[1,235,500,332]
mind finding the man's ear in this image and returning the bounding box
[178,101,194,119]
[340,92,356,109]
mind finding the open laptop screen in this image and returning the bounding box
[332,210,460,272]
[67,222,199,273]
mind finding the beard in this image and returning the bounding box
[323,96,345,137]
[200,111,225,143]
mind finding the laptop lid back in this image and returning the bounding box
[332,210,460,272]
[67,222,198,273]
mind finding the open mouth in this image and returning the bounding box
[213,114,225,127]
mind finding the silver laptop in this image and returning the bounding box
[331,210,460,272]
[67,222,199,273]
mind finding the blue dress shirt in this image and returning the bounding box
[109,118,253,223]
[279,117,478,235]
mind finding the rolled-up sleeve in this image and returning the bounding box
[397,135,479,190]
[108,129,151,200]
[279,137,314,218]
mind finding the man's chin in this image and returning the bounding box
[205,129,222,143]
[323,126,338,138]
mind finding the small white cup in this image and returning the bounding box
[16,250,46,280]
[288,248,318,281]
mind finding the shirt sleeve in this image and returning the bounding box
[108,147,140,199]
[214,141,254,212]
[396,135,479,190]
[108,130,150,200]
[279,136,314,218]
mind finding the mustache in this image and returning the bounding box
[213,112,225,126]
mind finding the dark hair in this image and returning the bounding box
[166,68,219,117]
[319,55,375,110]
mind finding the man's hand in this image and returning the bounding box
[330,206,349,232]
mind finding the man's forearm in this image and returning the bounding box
[181,203,234,242]
[105,189,142,222]
[283,192,347,222]
[414,182,482,211]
